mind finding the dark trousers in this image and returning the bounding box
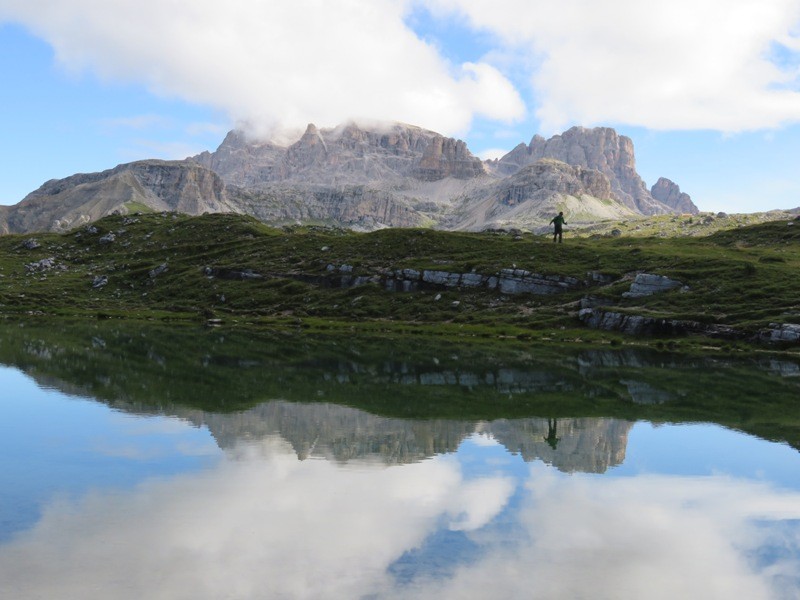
[553,228,563,243]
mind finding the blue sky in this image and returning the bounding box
[1,0,799,213]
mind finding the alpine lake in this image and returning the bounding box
[1,319,799,599]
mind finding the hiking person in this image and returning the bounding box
[550,211,567,243]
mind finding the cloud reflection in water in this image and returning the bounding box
[1,434,799,599]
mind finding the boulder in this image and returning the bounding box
[760,324,800,343]
[622,273,683,298]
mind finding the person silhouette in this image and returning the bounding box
[544,418,560,450]
[549,211,567,243]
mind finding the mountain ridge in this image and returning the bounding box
[0,122,698,235]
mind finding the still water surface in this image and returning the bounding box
[0,321,799,599]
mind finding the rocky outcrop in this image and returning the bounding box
[580,309,800,346]
[496,159,613,204]
[3,161,237,234]
[651,177,698,214]
[211,262,587,296]
[319,264,585,295]
[495,127,698,216]
[759,323,800,343]
[622,273,685,298]
[412,266,581,294]
[578,308,743,339]
[412,135,485,181]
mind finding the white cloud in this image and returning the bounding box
[0,439,514,599]
[425,466,800,600]
[0,0,525,140]
[447,476,514,530]
[476,147,511,160]
[424,0,800,133]
[3,0,797,140]
[1,440,798,600]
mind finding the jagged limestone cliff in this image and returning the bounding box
[494,126,696,215]
[1,123,698,234]
[448,159,639,230]
[193,122,483,186]
[3,160,239,234]
[651,177,698,214]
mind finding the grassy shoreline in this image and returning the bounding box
[1,212,798,351]
[1,316,798,449]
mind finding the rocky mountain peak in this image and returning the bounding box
[1,120,699,234]
[190,121,485,186]
[285,123,329,172]
[651,177,698,214]
[295,123,324,147]
[496,126,697,216]
[3,160,236,234]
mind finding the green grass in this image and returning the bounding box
[1,212,799,346]
[122,201,154,214]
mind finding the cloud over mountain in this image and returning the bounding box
[2,0,798,139]
[0,0,524,139]
[426,0,800,132]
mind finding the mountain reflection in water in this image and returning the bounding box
[184,401,631,473]
[0,320,799,599]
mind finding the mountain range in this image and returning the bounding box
[0,122,698,235]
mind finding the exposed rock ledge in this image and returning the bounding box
[200,263,799,345]
[206,264,590,295]
[380,267,583,295]
[578,308,743,339]
[622,273,686,298]
[579,308,800,345]
[759,324,800,344]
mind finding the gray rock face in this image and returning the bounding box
[446,157,639,232]
[760,323,800,343]
[2,122,697,234]
[192,130,287,187]
[3,161,238,234]
[622,273,684,298]
[495,126,698,215]
[231,183,426,230]
[380,266,583,295]
[578,308,744,340]
[651,177,698,214]
[194,122,482,187]
[412,135,485,181]
[494,159,612,206]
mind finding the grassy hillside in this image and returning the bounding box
[1,211,799,348]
